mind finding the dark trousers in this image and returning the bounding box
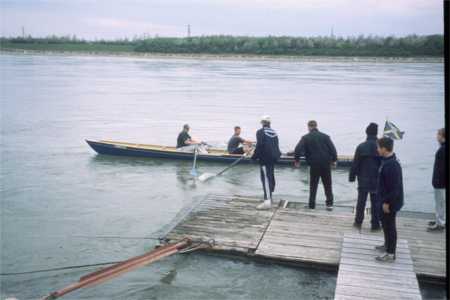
[381,211,397,254]
[309,164,333,208]
[260,163,275,200]
[355,190,381,228]
[231,147,245,154]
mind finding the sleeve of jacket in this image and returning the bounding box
[349,146,360,182]
[294,137,305,161]
[326,136,338,162]
[381,164,402,205]
[435,146,447,188]
[251,130,263,160]
[275,135,281,159]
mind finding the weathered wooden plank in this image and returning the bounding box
[335,234,421,300]
[162,194,446,280]
[335,285,422,300]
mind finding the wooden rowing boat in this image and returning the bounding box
[86,140,353,167]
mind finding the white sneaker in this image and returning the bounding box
[375,253,396,262]
[257,200,272,210]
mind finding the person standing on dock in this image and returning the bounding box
[227,126,254,154]
[427,128,446,232]
[294,120,337,211]
[349,123,382,231]
[251,116,281,210]
[375,137,404,262]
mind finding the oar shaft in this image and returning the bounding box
[217,155,247,176]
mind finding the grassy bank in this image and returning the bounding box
[1,34,444,58]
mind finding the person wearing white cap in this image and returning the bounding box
[251,115,281,210]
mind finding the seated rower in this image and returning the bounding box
[227,126,254,155]
[176,124,208,154]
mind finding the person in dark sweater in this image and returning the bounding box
[176,124,208,154]
[227,126,253,154]
[349,123,382,231]
[375,137,404,262]
[251,115,281,210]
[294,120,337,211]
[428,127,446,232]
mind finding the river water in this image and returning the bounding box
[0,53,445,299]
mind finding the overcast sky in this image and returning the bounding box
[0,0,444,39]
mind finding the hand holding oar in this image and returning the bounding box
[198,152,251,182]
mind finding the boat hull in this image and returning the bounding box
[86,140,353,167]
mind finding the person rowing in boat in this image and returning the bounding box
[176,124,208,154]
[227,126,254,155]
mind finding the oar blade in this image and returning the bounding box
[190,169,198,177]
[198,173,215,182]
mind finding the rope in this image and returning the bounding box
[0,261,122,276]
[71,235,165,241]
[1,238,214,276]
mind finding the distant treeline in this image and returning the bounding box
[1,34,444,57]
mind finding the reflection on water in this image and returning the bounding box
[1,53,445,299]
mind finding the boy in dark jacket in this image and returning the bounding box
[252,115,281,210]
[294,120,337,210]
[375,137,404,262]
[349,123,381,231]
[428,128,446,231]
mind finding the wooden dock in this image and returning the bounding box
[163,194,446,282]
[335,234,422,300]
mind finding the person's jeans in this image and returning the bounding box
[381,210,397,254]
[355,190,381,228]
[434,189,446,226]
[309,164,333,208]
[260,163,275,201]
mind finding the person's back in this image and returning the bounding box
[294,120,337,210]
[252,116,281,210]
[349,123,382,231]
[297,129,337,166]
[351,136,380,191]
[177,130,191,148]
[253,126,281,164]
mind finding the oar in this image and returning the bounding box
[198,152,251,182]
[190,146,199,177]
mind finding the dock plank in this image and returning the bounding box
[163,194,446,280]
[335,234,422,300]
[165,195,275,252]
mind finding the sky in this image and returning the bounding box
[0,0,444,40]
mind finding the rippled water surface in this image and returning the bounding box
[0,53,445,299]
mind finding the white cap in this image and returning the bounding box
[260,115,271,123]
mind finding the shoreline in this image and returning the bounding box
[0,48,444,63]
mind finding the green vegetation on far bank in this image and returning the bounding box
[0,34,444,57]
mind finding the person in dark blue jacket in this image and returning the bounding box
[251,115,281,210]
[294,120,337,210]
[349,123,381,231]
[428,127,446,232]
[375,137,404,262]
